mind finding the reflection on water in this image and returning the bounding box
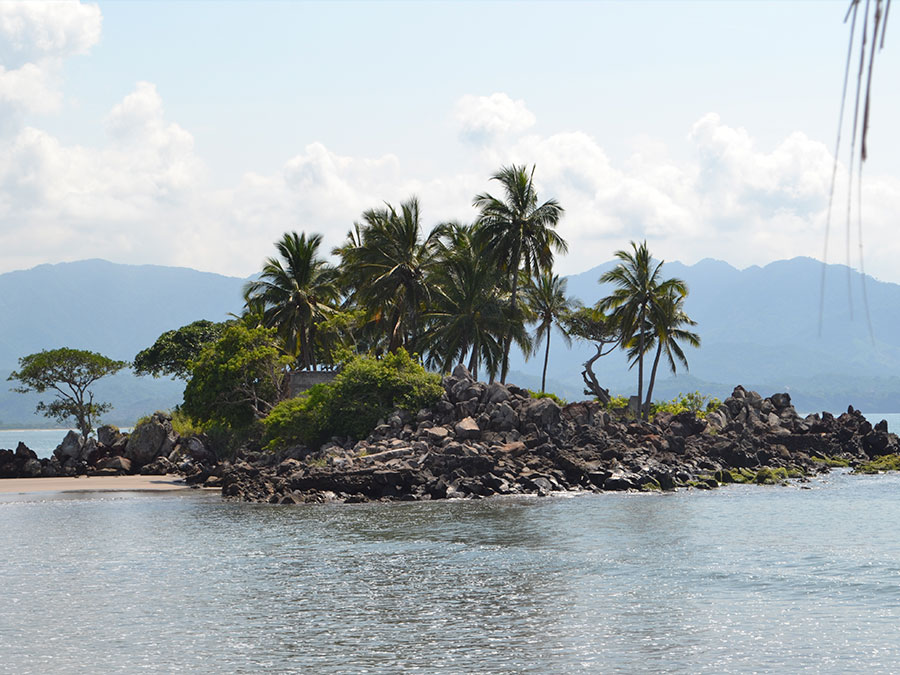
[3,473,900,673]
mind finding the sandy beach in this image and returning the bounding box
[0,474,193,495]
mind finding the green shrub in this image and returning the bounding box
[170,409,205,438]
[527,390,567,406]
[603,395,630,410]
[651,391,721,418]
[262,349,443,451]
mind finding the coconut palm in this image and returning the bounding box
[523,271,574,393]
[336,196,441,354]
[473,164,567,383]
[627,287,700,412]
[423,223,524,380]
[598,241,686,419]
[243,231,339,370]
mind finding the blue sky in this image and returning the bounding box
[1,1,898,282]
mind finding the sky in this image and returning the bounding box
[0,0,898,283]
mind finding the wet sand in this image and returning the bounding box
[0,474,193,494]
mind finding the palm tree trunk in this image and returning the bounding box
[468,344,478,380]
[637,305,645,420]
[500,267,519,384]
[644,341,663,416]
[541,324,551,393]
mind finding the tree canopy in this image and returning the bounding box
[134,319,228,380]
[181,324,291,428]
[8,348,127,439]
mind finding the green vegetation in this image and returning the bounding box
[853,454,900,474]
[639,477,662,491]
[243,232,339,370]
[752,467,803,484]
[812,455,851,467]
[523,271,575,394]
[7,348,127,440]
[170,408,205,438]
[604,395,631,410]
[262,350,443,450]
[528,389,567,406]
[598,241,695,420]
[182,324,291,429]
[651,392,721,419]
[420,223,514,380]
[473,164,567,383]
[134,320,228,380]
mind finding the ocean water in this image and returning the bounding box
[3,472,900,673]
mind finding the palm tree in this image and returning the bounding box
[422,223,524,380]
[523,271,574,393]
[473,164,567,383]
[598,241,686,420]
[335,196,441,354]
[243,231,339,370]
[627,287,700,413]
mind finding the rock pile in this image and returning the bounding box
[0,412,217,481]
[220,366,900,504]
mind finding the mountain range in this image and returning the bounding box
[0,256,897,427]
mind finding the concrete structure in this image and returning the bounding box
[288,370,338,397]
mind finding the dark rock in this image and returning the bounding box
[97,456,132,473]
[125,412,177,468]
[97,425,123,447]
[454,417,481,440]
[54,431,84,462]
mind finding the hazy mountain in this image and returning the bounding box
[0,259,246,427]
[1,255,898,428]
[510,256,900,412]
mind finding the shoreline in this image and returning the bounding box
[0,474,194,495]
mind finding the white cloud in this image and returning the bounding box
[1,77,899,290]
[0,1,101,65]
[455,93,536,145]
[0,1,101,126]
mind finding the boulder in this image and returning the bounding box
[455,417,481,440]
[125,412,177,468]
[424,426,450,444]
[97,425,123,447]
[141,456,176,475]
[97,456,132,473]
[54,431,84,461]
[184,436,216,463]
[519,397,561,428]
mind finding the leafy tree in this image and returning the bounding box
[8,348,127,440]
[335,197,441,354]
[561,306,619,405]
[134,319,228,380]
[473,164,567,383]
[181,324,291,428]
[243,231,339,370]
[631,287,700,412]
[598,241,686,419]
[523,271,574,393]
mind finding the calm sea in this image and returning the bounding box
[3,471,900,673]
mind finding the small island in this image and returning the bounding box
[3,165,898,499]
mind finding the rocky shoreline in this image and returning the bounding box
[0,411,218,484]
[221,365,899,504]
[2,365,898,502]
